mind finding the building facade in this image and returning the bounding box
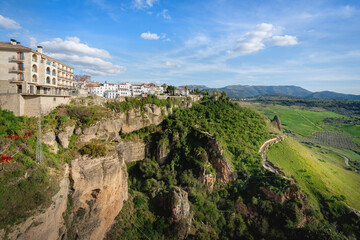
[86,82,164,99]
[0,39,75,116]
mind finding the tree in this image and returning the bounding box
[167,85,176,96]
[74,74,91,82]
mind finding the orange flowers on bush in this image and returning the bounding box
[0,154,13,163]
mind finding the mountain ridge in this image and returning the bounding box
[179,84,360,100]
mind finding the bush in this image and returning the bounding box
[79,143,107,157]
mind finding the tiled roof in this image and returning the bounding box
[0,42,33,51]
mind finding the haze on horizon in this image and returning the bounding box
[0,0,359,94]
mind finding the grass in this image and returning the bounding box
[267,138,360,210]
[248,104,346,137]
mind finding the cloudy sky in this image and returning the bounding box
[1,0,360,94]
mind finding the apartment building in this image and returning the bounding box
[0,39,75,116]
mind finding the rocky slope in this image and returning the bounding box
[3,101,196,240]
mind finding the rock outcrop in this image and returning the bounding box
[57,125,75,149]
[42,131,58,153]
[199,170,216,193]
[158,187,191,239]
[271,115,282,131]
[168,187,190,222]
[6,165,69,240]
[70,153,128,240]
[79,104,170,143]
[207,137,236,183]
[117,138,146,162]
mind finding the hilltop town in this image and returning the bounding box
[0,39,189,117]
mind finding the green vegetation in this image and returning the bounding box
[107,98,359,240]
[105,95,187,113]
[268,138,360,209]
[267,138,360,236]
[0,108,62,230]
[247,104,346,137]
[79,142,107,157]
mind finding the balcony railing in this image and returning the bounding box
[9,67,24,73]
[52,73,56,76]
[46,61,51,65]
[9,56,24,62]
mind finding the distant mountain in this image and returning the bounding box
[308,91,360,100]
[180,84,360,100]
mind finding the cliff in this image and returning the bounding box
[4,165,70,240]
[69,153,128,240]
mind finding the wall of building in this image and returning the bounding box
[0,93,24,115]
[23,95,71,117]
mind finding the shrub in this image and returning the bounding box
[79,143,107,157]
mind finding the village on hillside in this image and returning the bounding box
[0,39,190,117]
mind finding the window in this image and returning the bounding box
[32,64,37,72]
[46,77,50,84]
[32,74,37,82]
[17,52,24,60]
[18,63,24,70]
[17,85,22,93]
[18,73,24,81]
[46,67,50,75]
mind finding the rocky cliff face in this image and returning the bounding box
[117,138,146,163]
[5,165,69,240]
[69,153,128,240]
[79,104,170,143]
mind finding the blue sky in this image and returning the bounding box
[1,0,360,94]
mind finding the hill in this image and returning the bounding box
[181,84,360,100]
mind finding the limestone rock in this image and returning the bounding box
[117,138,146,162]
[70,154,128,240]
[57,125,75,149]
[271,115,282,131]
[42,131,58,153]
[199,170,216,193]
[169,187,190,222]
[7,165,70,240]
[156,139,170,165]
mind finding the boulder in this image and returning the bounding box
[42,131,58,153]
[57,125,75,149]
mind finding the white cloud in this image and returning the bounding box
[165,61,181,68]
[49,53,126,76]
[269,35,298,46]
[38,37,125,76]
[141,32,160,40]
[230,23,274,54]
[158,9,171,20]
[134,0,158,9]
[0,15,21,29]
[185,34,211,47]
[29,37,37,48]
[228,23,298,55]
[39,37,111,58]
[256,23,274,32]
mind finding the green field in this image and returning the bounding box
[246,103,347,137]
[267,138,360,210]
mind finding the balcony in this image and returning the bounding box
[9,66,24,73]
[9,56,24,62]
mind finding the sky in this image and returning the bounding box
[1,0,360,94]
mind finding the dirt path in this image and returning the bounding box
[258,136,291,181]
